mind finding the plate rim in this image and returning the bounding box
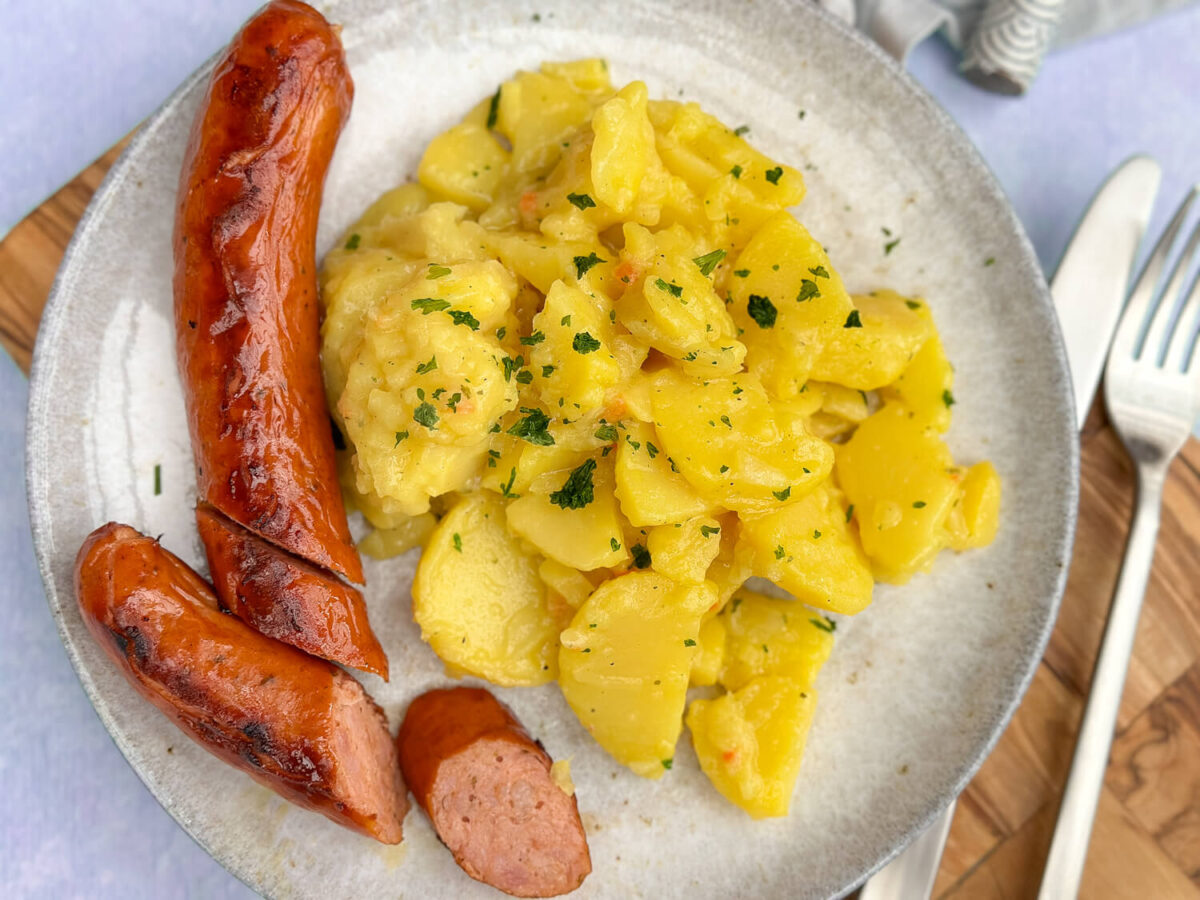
[25,0,1080,896]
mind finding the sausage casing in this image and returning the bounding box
[75,522,408,843]
[196,503,388,679]
[173,0,363,586]
[397,687,591,897]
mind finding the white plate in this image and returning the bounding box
[27,1,1077,897]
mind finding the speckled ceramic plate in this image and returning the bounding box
[27,1,1077,897]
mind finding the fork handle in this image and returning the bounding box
[1037,468,1165,899]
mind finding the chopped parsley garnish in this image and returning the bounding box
[628,544,652,569]
[541,365,555,377]
[729,164,743,179]
[496,325,507,339]
[501,355,524,382]
[520,330,546,346]
[610,537,621,551]
[413,402,439,430]
[572,332,601,354]
[693,249,726,276]
[344,233,361,250]
[448,309,480,330]
[567,192,596,210]
[683,639,697,647]
[905,300,921,310]
[573,252,604,278]
[645,442,659,459]
[720,464,729,473]
[846,504,855,523]
[810,615,836,633]
[486,87,501,129]
[985,257,996,267]
[655,277,683,298]
[452,533,463,552]
[796,279,820,302]
[500,467,519,498]
[734,268,750,278]
[943,389,956,408]
[747,294,777,329]
[884,237,901,255]
[774,545,786,559]
[549,459,597,509]
[662,758,674,770]
[486,449,500,467]
[913,500,927,509]
[813,529,822,539]
[764,166,783,184]
[426,264,452,279]
[507,408,556,446]
[700,525,721,539]
[844,310,863,328]
[515,370,533,384]
[733,125,750,136]
[153,464,162,496]
[393,430,409,447]
[415,356,438,375]
[809,265,829,278]
[594,424,619,442]
[625,436,641,452]
[773,486,792,501]
[411,297,451,314]
[560,314,572,326]
[720,415,732,429]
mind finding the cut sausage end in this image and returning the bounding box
[398,688,591,898]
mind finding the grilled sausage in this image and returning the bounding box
[75,523,407,843]
[196,503,388,679]
[173,0,376,668]
[397,687,591,897]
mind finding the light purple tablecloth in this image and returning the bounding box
[2,4,1198,898]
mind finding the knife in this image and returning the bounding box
[857,155,1161,900]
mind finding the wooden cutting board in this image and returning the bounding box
[3,145,1198,899]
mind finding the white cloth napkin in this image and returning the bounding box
[818,0,1196,91]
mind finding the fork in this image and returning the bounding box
[1038,186,1200,899]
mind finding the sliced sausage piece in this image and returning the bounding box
[397,687,591,898]
[75,523,407,843]
[173,0,364,586]
[196,503,388,679]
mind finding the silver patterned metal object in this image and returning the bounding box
[962,0,1067,94]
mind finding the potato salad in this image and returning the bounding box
[319,59,1000,818]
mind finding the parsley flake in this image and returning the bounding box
[796,279,821,302]
[774,545,786,559]
[700,525,721,538]
[448,309,480,330]
[905,300,921,310]
[913,501,927,509]
[567,192,596,210]
[610,537,621,551]
[550,459,597,509]
[413,402,439,430]
[943,389,956,408]
[884,237,901,255]
[662,758,674,770]
[411,297,450,314]
[499,467,519,498]
[844,310,863,328]
[393,430,409,447]
[415,356,437,375]
[747,294,777,328]
[486,87,501,129]
[594,424,619,442]
[572,332,601,354]
[520,331,546,346]
[452,533,463,552]
[733,125,750,136]
[344,233,361,250]
[573,252,604,278]
[683,638,697,647]
[692,249,726,276]
[810,616,836,633]
[846,504,855,523]
[773,486,792,501]
[507,408,555,446]
[765,166,783,184]
[426,264,451,279]
[730,164,743,179]
[630,543,652,569]
[809,265,829,278]
[655,277,683,298]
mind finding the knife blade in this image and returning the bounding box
[858,155,1161,900]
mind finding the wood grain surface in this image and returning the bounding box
[3,145,1198,899]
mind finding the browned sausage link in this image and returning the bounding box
[75,523,407,843]
[173,0,363,586]
[397,687,592,898]
[196,503,388,679]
